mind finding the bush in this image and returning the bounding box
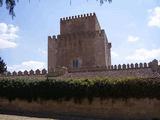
[0,77,160,102]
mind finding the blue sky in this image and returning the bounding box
[0,0,160,72]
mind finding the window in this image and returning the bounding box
[73,60,76,68]
[73,59,80,68]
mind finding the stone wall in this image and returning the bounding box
[48,13,111,73]
[48,30,111,73]
[0,98,160,119]
[2,69,47,76]
[60,13,101,35]
[58,61,160,78]
[3,60,160,78]
[64,67,160,78]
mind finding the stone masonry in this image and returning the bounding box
[48,13,111,73]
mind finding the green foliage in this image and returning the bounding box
[0,0,17,18]
[0,0,112,18]
[0,57,7,74]
[0,77,160,102]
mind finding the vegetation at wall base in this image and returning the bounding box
[0,77,160,103]
[0,57,7,74]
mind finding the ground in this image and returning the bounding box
[0,114,54,120]
[0,114,99,120]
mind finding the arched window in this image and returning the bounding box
[73,59,80,68]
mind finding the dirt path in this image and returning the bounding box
[0,114,54,120]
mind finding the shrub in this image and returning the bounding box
[0,77,160,102]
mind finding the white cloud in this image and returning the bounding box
[38,48,47,55]
[8,60,46,72]
[148,6,160,28]
[126,48,160,61]
[0,39,17,49]
[111,51,119,57]
[127,35,139,42]
[0,23,19,49]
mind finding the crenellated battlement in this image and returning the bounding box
[60,13,96,22]
[48,35,58,41]
[67,60,160,77]
[60,13,101,34]
[1,69,47,76]
[68,62,151,73]
[2,60,160,78]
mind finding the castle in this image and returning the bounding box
[48,13,111,73]
[1,13,160,78]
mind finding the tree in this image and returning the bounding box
[0,57,7,74]
[0,0,112,18]
[0,0,16,18]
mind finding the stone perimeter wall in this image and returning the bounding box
[1,69,47,77]
[1,60,160,78]
[63,67,160,78]
[0,98,160,119]
[58,60,160,78]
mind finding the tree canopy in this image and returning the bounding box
[0,57,7,74]
[0,0,112,18]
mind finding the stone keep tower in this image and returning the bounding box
[48,13,111,73]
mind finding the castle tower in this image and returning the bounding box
[48,13,111,73]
